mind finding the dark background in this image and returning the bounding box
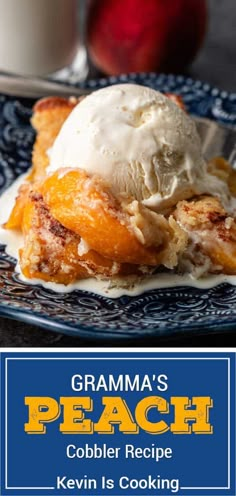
[0,0,236,346]
[191,0,236,92]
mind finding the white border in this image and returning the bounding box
[2,354,232,494]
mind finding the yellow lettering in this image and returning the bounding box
[24,395,214,435]
[60,397,93,433]
[170,396,213,434]
[94,396,138,434]
[135,396,169,434]
[24,397,60,434]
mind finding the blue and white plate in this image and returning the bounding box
[0,73,236,340]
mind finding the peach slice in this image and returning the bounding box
[4,183,31,230]
[40,169,173,266]
[20,194,88,283]
[20,191,139,284]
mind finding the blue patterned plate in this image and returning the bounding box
[1,73,236,340]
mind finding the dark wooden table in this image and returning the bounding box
[1,0,236,346]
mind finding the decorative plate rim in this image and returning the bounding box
[82,72,236,99]
[2,301,236,341]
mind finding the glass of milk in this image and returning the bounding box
[0,0,86,78]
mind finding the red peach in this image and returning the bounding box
[87,0,208,75]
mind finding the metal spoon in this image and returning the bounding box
[0,72,91,98]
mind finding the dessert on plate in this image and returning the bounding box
[1,83,236,295]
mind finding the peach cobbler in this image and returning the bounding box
[1,84,236,294]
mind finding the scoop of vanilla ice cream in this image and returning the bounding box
[48,84,224,210]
